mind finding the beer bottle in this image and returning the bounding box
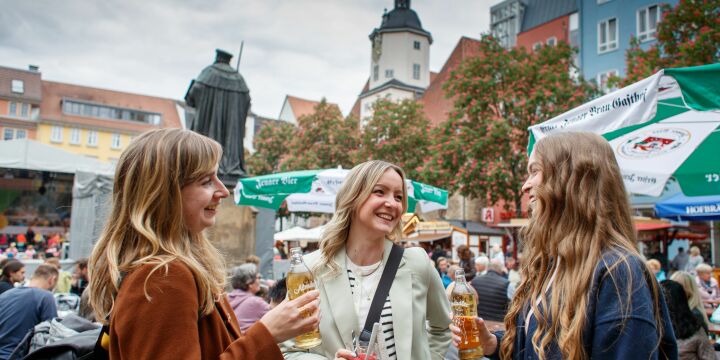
[450,269,482,359]
[287,247,322,349]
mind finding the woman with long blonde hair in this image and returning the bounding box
[670,271,710,330]
[87,128,320,359]
[283,160,451,360]
[452,132,677,359]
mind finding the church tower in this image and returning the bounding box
[359,0,432,121]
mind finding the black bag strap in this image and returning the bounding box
[359,244,404,342]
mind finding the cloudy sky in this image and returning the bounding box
[1,0,502,118]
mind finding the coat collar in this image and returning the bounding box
[321,240,408,352]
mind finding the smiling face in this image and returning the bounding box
[522,151,543,212]
[181,165,230,235]
[352,169,404,240]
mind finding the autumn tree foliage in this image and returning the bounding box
[422,35,597,216]
[279,99,359,171]
[621,0,720,85]
[246,121,295,175]
[354,98,431,180]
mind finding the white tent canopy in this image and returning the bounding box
[273,225,326,242]
[0,139,114,175]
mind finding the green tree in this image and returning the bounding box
[422,35,597,216]
[280,99,359,170]
[355,98,431,180]
[246,121,295,176]
[621,0,720,85]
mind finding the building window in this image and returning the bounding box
[597,69,619,93]
[87,130,98,147]
[51,126,63,143]
[637,5,660,42]
[20,103,29,118]
[373,65,379,81]
[111,133,121,149]
[598,18,618,53]
[3,129,13,141]
[70,128,81,145]
[62,99,162,125]
[413,41,421,50]
[385,69,394,79]
[8,102,17,116]
[16,129,26,139]
[11,80,24,94]
[532,42,542,51]
[413,64,421,80]
[546,37,557,46]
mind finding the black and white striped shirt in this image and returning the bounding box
[347,269,397,360]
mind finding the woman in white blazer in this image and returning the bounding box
[283,160,451,360]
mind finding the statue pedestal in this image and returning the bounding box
[206,197,257,268]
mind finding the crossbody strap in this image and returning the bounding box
[359,244,404,342]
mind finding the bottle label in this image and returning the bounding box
[292,281,315,295]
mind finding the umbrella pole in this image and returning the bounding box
[712,220,717,266]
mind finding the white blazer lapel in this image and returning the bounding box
[320,248,358,350]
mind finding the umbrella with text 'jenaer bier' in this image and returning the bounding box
[233,168,448,213]
[528,63,720,197]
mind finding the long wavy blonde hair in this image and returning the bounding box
[500,132,663,359]
[671,270,709,326]
[87,129,227,322]
[314,160,407,277]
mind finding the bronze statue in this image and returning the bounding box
[185,49,250,184]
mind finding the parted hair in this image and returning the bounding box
[314,160,407,277]
[501,132,663,360]
[87,128,227,323]
[0,259,24,281]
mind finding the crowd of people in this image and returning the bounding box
[2,128,720,360]
[0,228,68,261]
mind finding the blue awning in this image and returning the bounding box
[655,193,720,221]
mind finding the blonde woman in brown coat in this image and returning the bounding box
[87,129,320,359]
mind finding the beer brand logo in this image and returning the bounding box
[450,301,469,308]
[618,128,690,159]
[292,281,315,295]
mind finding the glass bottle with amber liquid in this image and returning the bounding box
[450,269,482,359]
[287,247,322,349]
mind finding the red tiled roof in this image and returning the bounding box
[419,37,483,127]
[286,95,340,121]
[0,66,42,103]
[40,81,182,133]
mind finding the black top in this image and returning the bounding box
[0,280,13,295]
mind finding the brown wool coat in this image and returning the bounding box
[109,261,282,360]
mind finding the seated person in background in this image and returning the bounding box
[646,258,667,282]
[0,259,25,295]
[436,256,452,289]
[0,264,58,358]
[228,264,270,332]
[44,257,73,293]
[671,271,710,330]
[661,280,715,360]
[470,259,510,322]
[694,263,720,309]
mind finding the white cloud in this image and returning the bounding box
[0,0,502,117]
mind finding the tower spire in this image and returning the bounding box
[395,0,410,9]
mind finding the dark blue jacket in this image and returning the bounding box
[489,250,678,359]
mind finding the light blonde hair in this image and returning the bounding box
[87,129,227,323]
[314,160,407,277]
[690,246,701,257]
[502,132,663,360]
[670,270,709,326]
[695,263,712,274]
[646,259,662,273]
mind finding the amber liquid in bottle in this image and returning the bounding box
[287,248,322,349]
[450,270,482,359]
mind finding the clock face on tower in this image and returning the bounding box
[372,35,382,63]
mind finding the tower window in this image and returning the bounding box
[373,65,379,81]
[413,41,421,50]
[385,69,394,79]
[413,64,421,80]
